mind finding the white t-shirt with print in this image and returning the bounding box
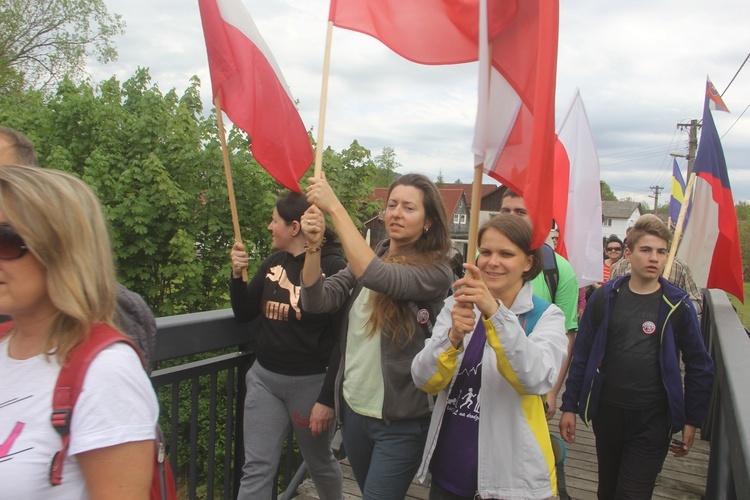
[0,336,158,499]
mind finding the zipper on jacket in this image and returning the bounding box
[583,368,599,424]
[659,295,681,431]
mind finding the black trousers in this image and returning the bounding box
[592,402,671,500]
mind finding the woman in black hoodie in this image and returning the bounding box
[230,191,345,499]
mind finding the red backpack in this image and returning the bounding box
[0,322,177,499]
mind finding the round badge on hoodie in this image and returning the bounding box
[642,321,656,335]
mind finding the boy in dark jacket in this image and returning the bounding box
[559,214,713,499]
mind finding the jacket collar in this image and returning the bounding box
[609,274,688,303]
[508,281,535,316]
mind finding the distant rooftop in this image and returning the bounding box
[601,200,641,218]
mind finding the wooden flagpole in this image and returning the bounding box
[664,172,697,279]
[466,0,491,269]
[467,164,484,266]
[313,21,334,179]
[215,96,248,282]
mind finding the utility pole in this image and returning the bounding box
[676,119,701,178]
[649,185,664,214]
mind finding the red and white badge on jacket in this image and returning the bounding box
[642,321,656,335]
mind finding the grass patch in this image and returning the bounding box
[727,282,750,329]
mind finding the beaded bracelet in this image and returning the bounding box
[304,237,326,254]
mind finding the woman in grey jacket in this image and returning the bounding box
[301,173,453,499]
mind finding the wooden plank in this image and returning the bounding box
[295,397,709,499]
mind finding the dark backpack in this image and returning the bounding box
[541,243,559,303]
[114,283,157,374]
[0,323,176,499]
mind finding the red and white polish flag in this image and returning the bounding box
[199,0,313,192]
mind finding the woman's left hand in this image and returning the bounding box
[309,403,334,437]
[452,263,500,318]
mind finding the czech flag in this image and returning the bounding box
[677,80,743,302]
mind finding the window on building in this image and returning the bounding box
[460,214,467,224]
[453,214,460,224]
[602,218,612,227]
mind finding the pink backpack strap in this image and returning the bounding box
[49,324,138,486]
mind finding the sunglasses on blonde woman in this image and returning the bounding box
[0,224,29,260]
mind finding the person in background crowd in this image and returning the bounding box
[230,192,345,499]
[412,215,567,499]
[301,173,453,499]
[0,165,158,498]
[586,234,624,300]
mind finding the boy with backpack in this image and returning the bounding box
[559,214,713,498]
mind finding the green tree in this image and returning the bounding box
[0,69,385,313]
[599,180,617,201]
[312,140,381,229]
[0,0,125,93]
[736,201,750,276]
[436,168,445,187]
[372,146,401,187]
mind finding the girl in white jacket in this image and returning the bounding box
[412,215,568,499]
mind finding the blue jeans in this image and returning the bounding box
[341,400,430,500]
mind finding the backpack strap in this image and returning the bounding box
[50,324,140,486]
[516,296,551,411]
[517,295,551,336]
[409,301,436,339]
[541,244,559,303]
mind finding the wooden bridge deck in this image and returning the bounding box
[296,398,709,499]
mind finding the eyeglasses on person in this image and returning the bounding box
[0,224,29,260]
[606,246,622,252]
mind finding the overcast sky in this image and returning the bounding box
[87,0,750,203]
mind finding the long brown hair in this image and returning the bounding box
[367,174,451,346]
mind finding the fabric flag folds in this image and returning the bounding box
[551,90,603,287]
[676,83,743,302]
[473,0,560,248]
[199,0,313,192]
[668,159,686,228]
[329,0,478,65]
[706,77,730,113]
[329,0,560,247]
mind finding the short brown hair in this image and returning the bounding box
[0,126,38,166]
[626,214,672,251]
[479,214,543,282]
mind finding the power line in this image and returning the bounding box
[721,52,750,97]
[721,102,750,139]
